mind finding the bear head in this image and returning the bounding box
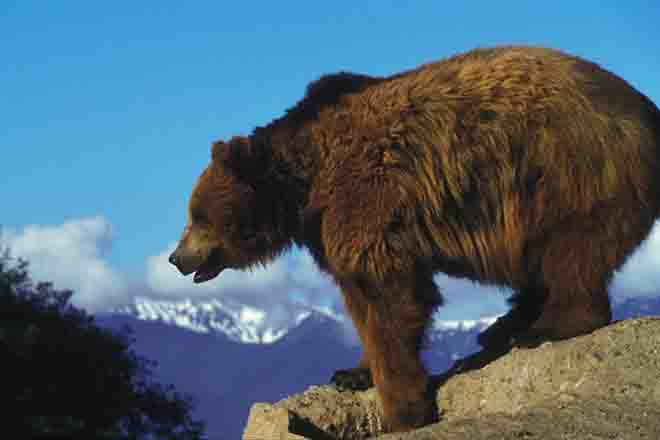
[169,136,270,283]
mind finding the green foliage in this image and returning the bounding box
[0,249,206,439]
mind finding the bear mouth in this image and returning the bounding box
[193,249,225,284]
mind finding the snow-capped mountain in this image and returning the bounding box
[99,295,660,439]
[113,295,497,347]
[426,317,497,363]
[113,296,343,344]
[430,317,497,335]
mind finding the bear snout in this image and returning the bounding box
[168,248,199,276]
[168,251,180,267]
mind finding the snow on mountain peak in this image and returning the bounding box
[432,316,499,332]
[239,306,265,326]
[113,296,339,344]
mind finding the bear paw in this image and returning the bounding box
[330,367,373,391]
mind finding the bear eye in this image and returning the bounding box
[191,208,208,225]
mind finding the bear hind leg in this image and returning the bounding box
[480,200,655,349]
[518,202,655,343]
[477,289,544,349]
[518,282,610,344]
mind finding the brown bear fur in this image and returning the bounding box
[169,46,660,432]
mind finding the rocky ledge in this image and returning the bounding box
[243,317,660,440]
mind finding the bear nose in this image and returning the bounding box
[168,252,179,267]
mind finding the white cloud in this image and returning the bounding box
[0,216,129,312]
[146,242,341,305]
[434,274,510,320]
[610,220,660,303]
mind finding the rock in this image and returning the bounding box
[243,317,660,439]
[242,403,310,440]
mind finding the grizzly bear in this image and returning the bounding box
[169,46,660,432]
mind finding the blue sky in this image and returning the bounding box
[2,1,660,319]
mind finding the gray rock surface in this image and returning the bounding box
[243,317,660,439]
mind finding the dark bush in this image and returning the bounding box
[0,249,206,439]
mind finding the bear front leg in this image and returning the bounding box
[362,272,439,432]
[331,279,374,390]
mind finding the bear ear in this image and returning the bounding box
[211,139,231,164]
[211,136,265,178]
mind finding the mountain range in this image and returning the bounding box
[97,294,660,440]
